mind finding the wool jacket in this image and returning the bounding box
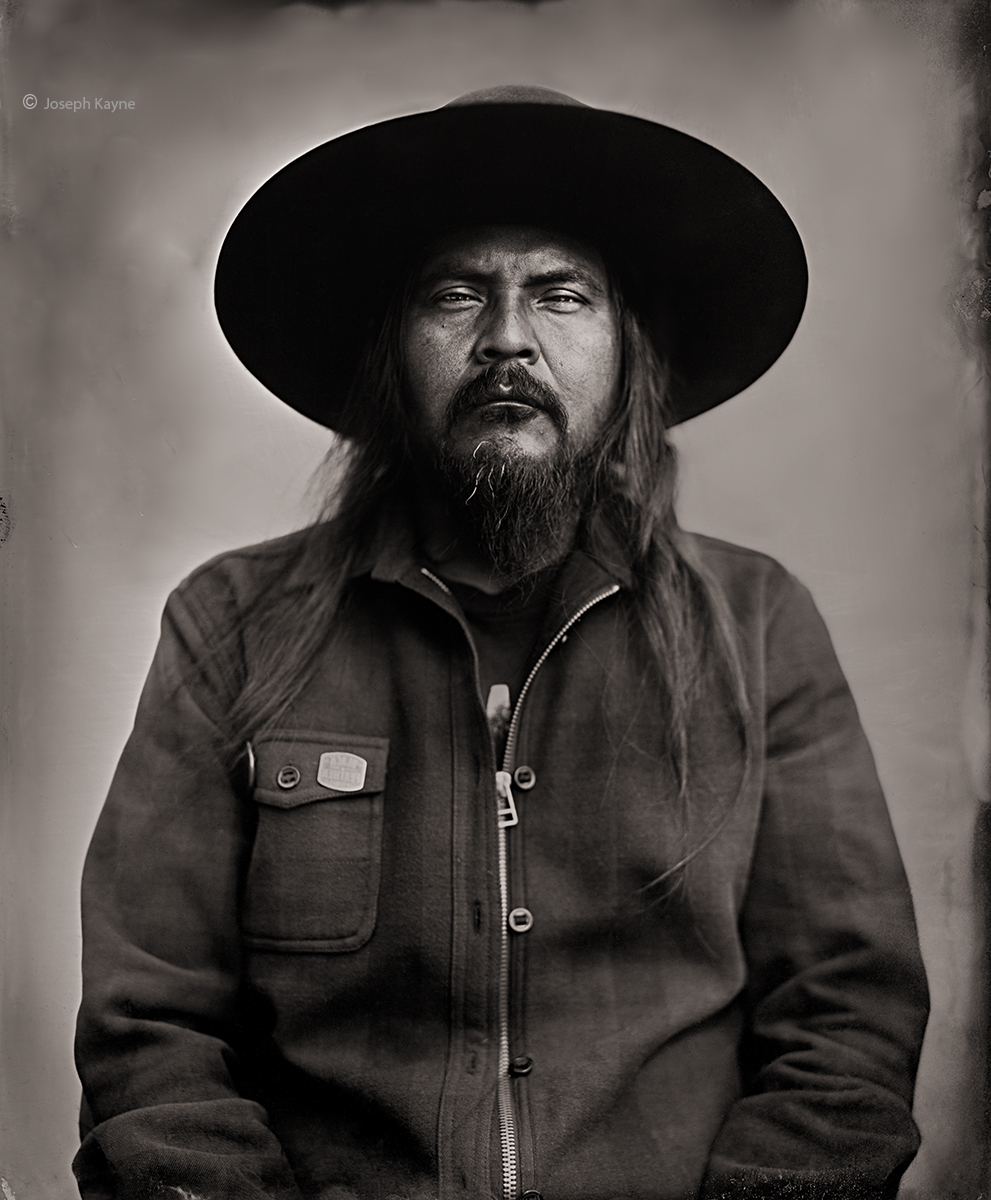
[74,525,929,1200]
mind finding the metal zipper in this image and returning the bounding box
[418,566,620,1200]
[494,582,620,1200]
[501,584,620,774]
[496,780,518,1200]
[420,566,453,595]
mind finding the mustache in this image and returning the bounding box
[446,363,568,432]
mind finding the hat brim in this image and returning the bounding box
[215,102,808,432]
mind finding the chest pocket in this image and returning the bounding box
[242,730,388,952]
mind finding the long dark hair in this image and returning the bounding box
[215,270,753,882]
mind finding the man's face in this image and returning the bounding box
[403,225,620,464]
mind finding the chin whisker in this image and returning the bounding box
[435,431,593,581]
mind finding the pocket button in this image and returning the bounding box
[276,765,301,789]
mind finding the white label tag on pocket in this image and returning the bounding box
[317,752,368,792]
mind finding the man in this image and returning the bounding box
[73,88,929,1200]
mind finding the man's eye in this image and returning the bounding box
[435,290,480,305]
[539,293,585,310]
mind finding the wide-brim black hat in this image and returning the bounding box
[215,86,807,433]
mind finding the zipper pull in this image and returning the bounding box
[496,770,519,828]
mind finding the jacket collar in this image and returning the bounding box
[361,499,630,628]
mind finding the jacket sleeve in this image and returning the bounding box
[73,581,305,1200]
[701,572,930,1200]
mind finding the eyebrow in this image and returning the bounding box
[416,266,608,297]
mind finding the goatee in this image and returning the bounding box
[433,435,597,584]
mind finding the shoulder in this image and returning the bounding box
[680,531,808,621]
[683,534,846,691]
[181,527,317,585]
[178,527,313,598]
[146,528,329,713]
[163,526,325,644]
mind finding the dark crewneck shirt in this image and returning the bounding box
[445,567,559,753]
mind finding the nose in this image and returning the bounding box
[474,295,539,366]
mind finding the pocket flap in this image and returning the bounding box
[252,730,389,808]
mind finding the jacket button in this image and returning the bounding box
[508,907,533,933]
[513,765,536,790]
[510,1055,533,1076]
[276,765,301,789]
[521,1192,543,1200]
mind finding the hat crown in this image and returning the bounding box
[444,84,588,108]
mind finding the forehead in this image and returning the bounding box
[414,224,610,289]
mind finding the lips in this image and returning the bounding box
[472,396,543,426]
[471,385,545,412]
[446,363,568,433]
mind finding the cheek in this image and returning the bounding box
[404,324,462,417]
[551,329,620,419]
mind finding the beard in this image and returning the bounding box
[425,364,600,583]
